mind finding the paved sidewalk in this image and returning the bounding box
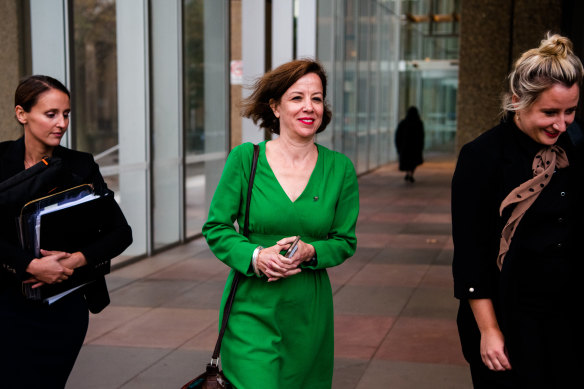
[67,154,472,389]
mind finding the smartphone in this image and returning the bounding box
[284,236,301,258]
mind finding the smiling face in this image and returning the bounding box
[271,72,324,140]
[514,83,579,146]
[16,88,71,152]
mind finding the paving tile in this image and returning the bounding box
[419,264,454,289]
[384,233,449,249]
[435,247,454,266]
[180,320,220,351]
[364,211,417,223]
[348,263,429,287]
[370,246,439,265]
[333,357,370,389]
[356,220,406,234]
[351,246,384,262]
[117,349,214,389]
[91,307,217,349]
[110,279,197,307]
[354,360,471,389]
[401,222,453,236]
[333,285,413,316]
[400,286,459,320]
[146,257,230,281]
[355,232,394,248]
[66,345,170,389]
[375,317,466,365]
[162,279,226,310]
[413,212,452,224]
[84,306,150,344]
[328,254,371,290]
[334,314,395,359]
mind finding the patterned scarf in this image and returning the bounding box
[497,145,569,270]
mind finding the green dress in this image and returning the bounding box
[202,141,359,389]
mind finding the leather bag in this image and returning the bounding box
[181,144,259,389]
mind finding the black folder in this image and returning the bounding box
[18,186,113,303]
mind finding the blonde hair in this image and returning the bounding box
[502,33,584,115]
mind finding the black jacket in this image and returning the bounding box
[0,137,132,313]
[451,118,584,364]
[395,117,424,171]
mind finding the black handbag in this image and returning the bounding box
[181,144,259,389]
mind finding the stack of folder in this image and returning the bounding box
[18,184,111,304]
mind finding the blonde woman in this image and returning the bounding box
[452,34,584,388]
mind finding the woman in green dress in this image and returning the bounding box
[202,59,359,388]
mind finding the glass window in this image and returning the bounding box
[71,0,119,179]
[183,0,229,238]
[343,0,358,165]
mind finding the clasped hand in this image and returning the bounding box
[24,249,88,288]
[255,236,315,282]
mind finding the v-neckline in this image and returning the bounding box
[261,141,320,204]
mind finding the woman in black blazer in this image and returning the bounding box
[452,34,584,388]
[0,75,132,388]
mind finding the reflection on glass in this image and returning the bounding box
[72,0,118,157]
[400,0,460,152]
[71,0,121,211]
[183,0,228,238]
[184,0,205,238]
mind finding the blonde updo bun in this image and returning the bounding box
[501,32,583,115]
[538,34,572,58]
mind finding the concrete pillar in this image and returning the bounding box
[0,1,27,142]
[457,0,563,150]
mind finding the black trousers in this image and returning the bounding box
[0,288,89,389]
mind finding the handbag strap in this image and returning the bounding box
[211,144,259,364]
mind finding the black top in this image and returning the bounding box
[451,116,584,362]
[0,137,132,312]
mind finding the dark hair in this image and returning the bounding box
[241,59,332,135]
[405,106,421,121]
[15,75,70,112]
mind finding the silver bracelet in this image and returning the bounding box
[251,246,263,276]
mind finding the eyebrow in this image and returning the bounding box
[540,106,577,111]
[288,90,323,96]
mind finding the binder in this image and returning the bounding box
[18,185,112,304]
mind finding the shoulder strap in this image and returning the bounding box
[211,144,259,364]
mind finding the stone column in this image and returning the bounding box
[457,0,563,150]
[0,0,26,142]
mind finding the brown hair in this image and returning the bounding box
[241,59,332,135]
[15,75,70,113]
[502,33,584,115]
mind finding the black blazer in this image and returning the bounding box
[0,137,132,313]
[451,117,584,363]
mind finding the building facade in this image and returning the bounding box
[0,0,477,263]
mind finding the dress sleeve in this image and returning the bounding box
[307,154,359,269]
[451,143,500,300]
[202,144,257,276]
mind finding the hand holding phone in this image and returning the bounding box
[284,236,301,258]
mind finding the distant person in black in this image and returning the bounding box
[395,106,424,182]
[0,75,132,388]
